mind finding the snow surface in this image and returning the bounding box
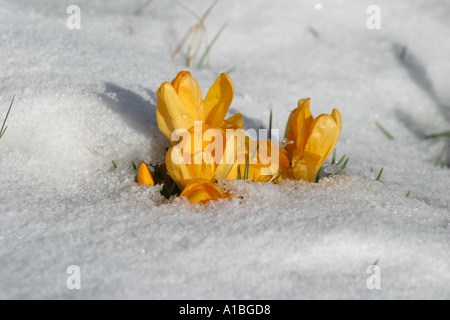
[0,0,449,299]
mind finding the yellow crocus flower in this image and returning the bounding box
[284,98,342,182]
[180,181,232,204]
[137,162,155,186]
[156,71,243,142]
[165,124,235,189]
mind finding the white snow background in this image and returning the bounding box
[0,0,449,299]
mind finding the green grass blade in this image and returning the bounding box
[315,166,323,183]
[284,127,291,139]
[243,138,258,180]
[268,109,273,140]
[308,26,320,38]
[0,126,7,139]
[340,157,349,170]
[131,160,137,170]
[0,94,15,139]
[175,1,201,21]
[197,23,226,68]
[376,167,384,181]
[244,153,249,180]
[425,131,450,139]
[274,169,287,185]
[134,0,153,15]
[249,143,260,160]
[337,154,347,166]
[406,190,411,197]
[331,149,336,164]
[199,0,219,24]
[224,66,235,74]
[112,160,117,168]
[375,121,394,140]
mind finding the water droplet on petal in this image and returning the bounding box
[280,138,294,149]
[182,113,188,119]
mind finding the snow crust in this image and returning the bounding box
[0,0,449,299]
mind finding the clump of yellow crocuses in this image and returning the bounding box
[136,72,343,204]
[284,98,342,182]
[155,71,242,203]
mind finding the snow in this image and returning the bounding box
[0,0,449,299]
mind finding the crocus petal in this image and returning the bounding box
[330,108,342,151]
[158,82,195,140]
[156,82,175,141]
[285,98,313,159]
[291,112,340,182]
[272,148,291,182]
[305,113,340,166]
[203,73,234,128]
[221,113,244,130]
[251,140,291,182]
[165,144,194,189]
[170,71,203,121]
[137,162,155,186]
[180,181,232,204]
[224,160,240,179]
[291,150,322,182]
